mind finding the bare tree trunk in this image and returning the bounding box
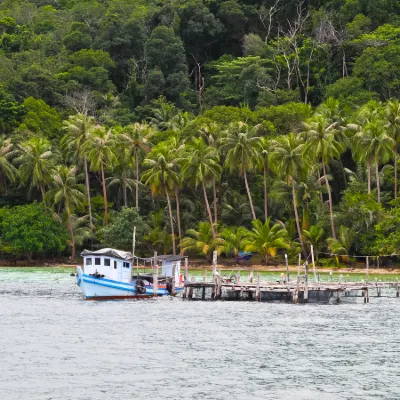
[376,159,380,203]
[165,189,176,255]
[202,181,216,238]
[263,163,268,222]
[175,186,182,254]
[244,170,256,220]
[135,150,139,210]
[322,162,336,239]
[394,147,397,199]
[101,164,108,225]
[122,166,128,207]
[292,179,306,258]
[212,179,217,225]
[367,159,371,195]
[84,157,93,231]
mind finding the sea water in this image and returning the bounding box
[1,267,400,400]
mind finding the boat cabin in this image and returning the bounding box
[81,248,133,283]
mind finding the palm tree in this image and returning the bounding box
[181,222,224,261]
[16,137,56,204]
[142,147,180,255]
[303,225,325,259]
[47,165,85,259]
[385,99,400,199]
[220,226,249,258]
[362,120,393,203]
[327,226,355,265]
[62,113,95,230]
[242,218,289,265]
[182,138,221,238]
[303,116,344,238]
[83,126,117,225]
[121,122,153,210]
[220,122,261,220]
[0,135,18,194]
[269,133,307,257]
[260,137,271,222]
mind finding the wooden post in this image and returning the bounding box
[297,254,301,278]
[170,262,176,296]
[132,226,136,256]
[153,251,158,297]
[311,245,317,282]
[396,278,399,298]
[184,257,189,282]
[239,286,244,300]
[212,250,217,278]
[366,287,369,303]
[249,269,254,283]
[203,269,207,283]
[216,275,222,299]
[202,286,206,300]
[366,256,369,281]
[256,273,260,301]
[285,253,289,283]
[304,261,309,303]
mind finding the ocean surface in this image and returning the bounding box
[1,267,400,400]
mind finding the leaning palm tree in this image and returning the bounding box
[0,135,18,194]
[303,225,325,259]
[260,137,272,222]
[385,99,400,199]
[121,122,153,210]
[182,138,221,238]
[62,113,95,230]
[269,133,307,257]
[15,137,56,204]
[303,116,344,238]
[47,165,85,259]
[142,146,180,255]
[83,126,117,225]
[242,218,289,265]
[220,122,261,220]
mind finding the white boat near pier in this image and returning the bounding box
[76,248,185,300]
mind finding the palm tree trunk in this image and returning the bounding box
[322,161,336,239]
[244,170,256,220]
[202,181,216,238]
[84,158,93,231]
[212,179,217,225]
[292,179,306,258]
[165,189,176,255]
[367,159,371,195]
[318,169,323,202]
[68,213,76,259]
[101,163,108,225]
[40,184,46,206]
[175,186,182,254]
[135,149,139,210]
[122,166,128,207]
[394,146,397,199]
[263,163,268,222]
[375,159,380,203]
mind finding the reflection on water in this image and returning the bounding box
[1,267,399,400]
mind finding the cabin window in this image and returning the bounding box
[86,258,92,266]
[104,258,110,267]
[95,257,101,266]
[123,262,130,268]
[114,261,117,269]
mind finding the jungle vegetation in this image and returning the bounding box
[0,0,400,263]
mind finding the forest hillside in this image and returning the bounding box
[0,0,400,264]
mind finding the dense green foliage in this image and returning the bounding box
[0,0,400,262]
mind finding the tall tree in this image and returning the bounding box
[142,147,180,255]
[220,122,261,220]
[260,137,271,222]
[182,138,221,238]
[83,126,117,225]
[16,137,56,204]
[47,165,85,259]
[121,122,152,210]
[0,135,17,194]
[303,116,344,239]
[62,113,95,230]
[269,133,307,257]
[385,99,400,199]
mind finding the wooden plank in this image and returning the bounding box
[153,251,158,297]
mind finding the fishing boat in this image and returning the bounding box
[76,248,185,300]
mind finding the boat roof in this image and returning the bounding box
[81,248,133,261]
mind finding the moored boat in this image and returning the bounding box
[76,248,185,300]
